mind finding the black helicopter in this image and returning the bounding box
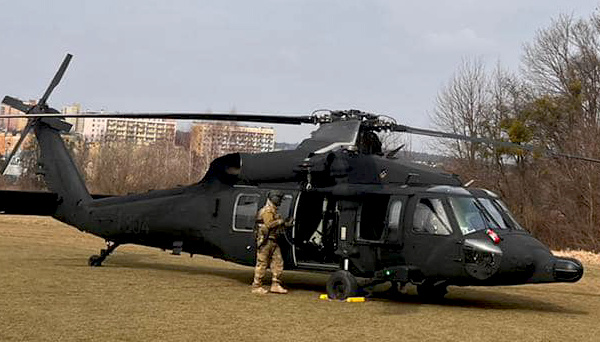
[0,54,592,300]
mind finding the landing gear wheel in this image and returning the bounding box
[417,281,448,301]
[88,241,120,267]
[326,270,358,300]
[88,255,103,267]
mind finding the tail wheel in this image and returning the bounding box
[88,255,103,267]
[326,270,358,300]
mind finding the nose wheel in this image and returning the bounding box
[88,241,119,267]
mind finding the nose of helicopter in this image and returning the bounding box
[520,247,583,283]
[552,257,584,282]
[522,242,584,283]
[527,254,584,283]
[491,233,584,284]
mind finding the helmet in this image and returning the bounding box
[268,190,283,206]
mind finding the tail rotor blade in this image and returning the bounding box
[1,121,34,175]
[38,53,72,106]
[2,96,34,113]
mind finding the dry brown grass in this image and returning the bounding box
[553,249,600,266]
[1,216,600,342]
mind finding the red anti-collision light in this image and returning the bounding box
[486,228,501,244]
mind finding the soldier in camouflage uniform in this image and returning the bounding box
[252,190,291,294]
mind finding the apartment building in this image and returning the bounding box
[190,122,275,157]
[103,118,176,145]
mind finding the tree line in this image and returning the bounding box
[432,12,600,251]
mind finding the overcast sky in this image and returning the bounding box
[0,1,597,146]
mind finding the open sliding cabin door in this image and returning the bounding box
[293,192,341,270]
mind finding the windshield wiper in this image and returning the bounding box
[472,199,502,229]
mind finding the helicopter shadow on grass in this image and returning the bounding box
[369,286,588,315]
[514,287,600,299]
[97,254,587,314]
[100,253,329,293]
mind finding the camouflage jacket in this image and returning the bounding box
[255,201,284,247]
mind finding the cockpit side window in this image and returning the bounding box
[412,197,453,236]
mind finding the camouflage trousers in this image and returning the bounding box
[252,239,284,287]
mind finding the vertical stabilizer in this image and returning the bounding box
[34,119,91,214]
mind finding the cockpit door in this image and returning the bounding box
[404,195,463,278]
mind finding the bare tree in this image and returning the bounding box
[523,13,600,128]
[85,141,193,195]
[436,10,600,251]
[432,58,489,163]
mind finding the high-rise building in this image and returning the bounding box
[190,122,275,157]
[81,117,108,142]
[61,103,83,133]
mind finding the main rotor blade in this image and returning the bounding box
[0,112,317,125]
[392,124,535,150]
[549,152,600,163]
[392,124,600,164]
[1,121,34,175]
[2,96,34,113]
[38,53,72,106]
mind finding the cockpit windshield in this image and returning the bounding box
[494,199,525,231]
[448,196,523,235]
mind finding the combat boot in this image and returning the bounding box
[270,282,288,294]
[252,286,268,294]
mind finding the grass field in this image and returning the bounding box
[1,216,600,342]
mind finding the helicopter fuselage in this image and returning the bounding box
[57,179,582,290]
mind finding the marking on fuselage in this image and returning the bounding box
[118,214,150,234]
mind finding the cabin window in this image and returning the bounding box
[413,197,452,236]
[388,200,403,230]
[357,196,389,241]
[386,199,404,242]
[233,193,260,232]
